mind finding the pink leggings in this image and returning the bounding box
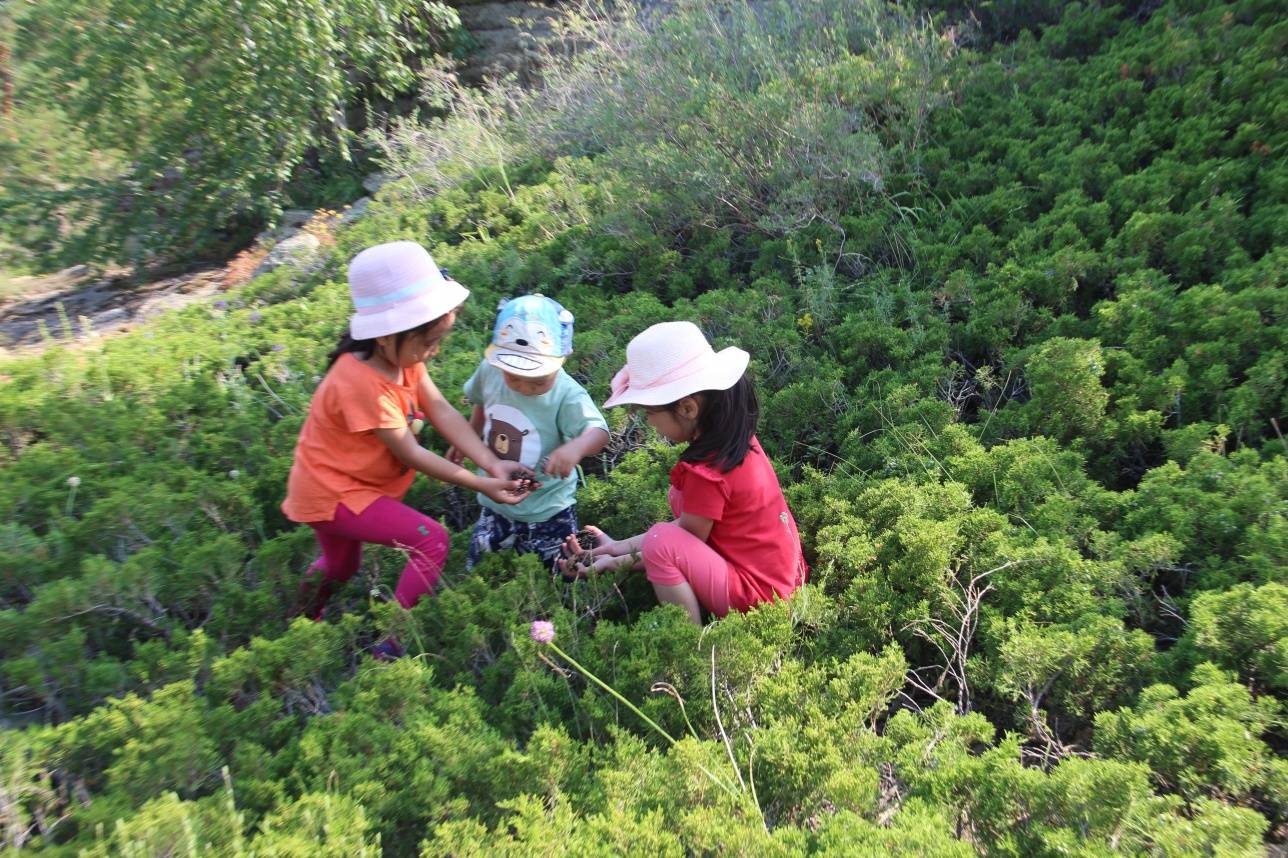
[641,522,732,617]
[308,497,450,609]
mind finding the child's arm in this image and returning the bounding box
[675,512,714,542]
[592,512,710,556]
[559,513,713,577]
[558,525,641,577]
[542,426,609,478]
[419,373,512,479]
[446,404,486,466]
[376,425,526,504]
[557,524,639,577]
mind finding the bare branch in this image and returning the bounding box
[903,558,1030,713]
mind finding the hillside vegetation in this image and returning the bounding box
[0,0,463,271]
[1,0,1285,853]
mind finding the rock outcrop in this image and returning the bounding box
[451,0,569,85]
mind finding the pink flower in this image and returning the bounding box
[529,620,555,644]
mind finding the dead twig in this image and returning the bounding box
[903,558,1031,713]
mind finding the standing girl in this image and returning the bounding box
[282,241,530,641]
[561,321,806,623]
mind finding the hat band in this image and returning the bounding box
[352,276,439,311]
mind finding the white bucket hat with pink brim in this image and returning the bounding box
[348,241,470,340]
[603,321,749,408]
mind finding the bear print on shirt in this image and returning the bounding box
[485,404,541,469]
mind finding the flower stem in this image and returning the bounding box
[547,641,740,800]
[549,642,678,744]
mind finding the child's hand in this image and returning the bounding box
[489,462,541,498]
[560,525,614,560]
[487,461,540,486]
[542,444,580,479]
[558,553,619,578]
[560,527,637,577]
[478,476,533,505]
[445,445,465,466]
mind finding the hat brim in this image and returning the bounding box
[603,347,749,408]
[350,281,470,340]
[485,344,566,378]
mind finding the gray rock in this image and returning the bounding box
[253,226,283,247]
[450,0,575,86]
[339,197,372,224]
[255,208,315,244]
[254,232,322,278]
[280,209,314,228]
[57,265,91,281]
[92,307,130,328]
[457,1,560,32]
[362,172,389,194]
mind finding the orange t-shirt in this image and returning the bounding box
[281,353,428,523]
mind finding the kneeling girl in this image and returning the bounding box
[563,321,806,623]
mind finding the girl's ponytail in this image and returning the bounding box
[326,334,375,369]
[679,373,759,472]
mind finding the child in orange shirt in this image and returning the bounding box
[282,241,530,654]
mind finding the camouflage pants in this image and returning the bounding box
[466,504,578,573]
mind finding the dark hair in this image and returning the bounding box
[675,373,759,472]
[326,313,449,369]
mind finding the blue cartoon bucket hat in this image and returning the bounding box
[485,295,574,378]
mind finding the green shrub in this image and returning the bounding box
[5,0,463,266]
[0,0,1285,851]
[1093,665,1285,812]
[1184,582,1288,692]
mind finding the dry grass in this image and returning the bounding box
[301,209,341,247]
[222,247,269,289]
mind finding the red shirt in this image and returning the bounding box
[669,437,807,612]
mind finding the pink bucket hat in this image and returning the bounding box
[347,241,469,340]
[603,321,749,408]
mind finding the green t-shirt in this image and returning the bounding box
[463,361,608,523]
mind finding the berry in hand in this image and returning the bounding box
[509,469,536,495]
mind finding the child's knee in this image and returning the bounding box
[642,522,686,585]
[409,517,450,558]
[641,522,678,564]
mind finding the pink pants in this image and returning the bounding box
[309,496,450,609]
[641,522,732,617]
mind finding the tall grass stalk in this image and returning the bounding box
[372,0,952,254]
